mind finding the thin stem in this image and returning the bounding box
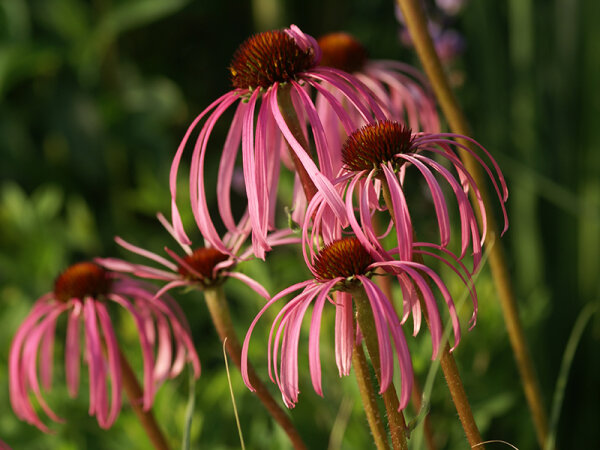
[395,0,548,446]
[118,349,170,450]
[381,181,483,448]
[203,286,307,450]
[353,287,409,450]
[352,343,391,450]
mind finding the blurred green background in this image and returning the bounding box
[1,0,598,448]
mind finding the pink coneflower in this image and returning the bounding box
[317,32,440,141]
[170,25,393,260]
[9,262,200,432]
[241,236,474,410]
[97,213,297,299]
[339,120,508,271]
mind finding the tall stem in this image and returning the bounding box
[119,349,170,450]
[203,286,307,450]
[353,287,409,450]
[381,181,483,448]
[395,1,548,446]
[352,343,391,450]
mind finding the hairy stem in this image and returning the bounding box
[353,287,409,450]
[119,349,170,450]
[395,0,548,446]
[203,286,307,450]
[352,342,391,450]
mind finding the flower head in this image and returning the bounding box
[230,30,318,89]
[170,25,389,261]
[97,213,297,299]
[241,234,476,410]
[317,31,440,143]
[9,262,200,432]
[339,120,508,270]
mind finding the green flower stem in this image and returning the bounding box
[203,286,307,450]
[118,348,170,450]
[352,287,409,450]
[277,83,318,202]
[352,332,391,450]
[395,0,548,446]
[381,181,483,448]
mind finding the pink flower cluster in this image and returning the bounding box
[165,25,507,409]
[9,23,507,437]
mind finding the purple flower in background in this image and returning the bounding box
[170,25,388,260]
[9,262,200,432]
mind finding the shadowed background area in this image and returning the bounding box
[1,0,598,448]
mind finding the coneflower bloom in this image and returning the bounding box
[241,236,472,410]
[9,262,200,432]
[317,31,440,143]
[170,25,392,260]
[340,120,508,271]
[97,213,297,299]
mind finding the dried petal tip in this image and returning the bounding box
[54,262,110,302]
[230,30,316,90]
[313,237,374,282]
[318,32,368,73]
[342,120,414,172]
[178,247,229,284]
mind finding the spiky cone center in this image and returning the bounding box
[318,32,368,73]
[54,262,111,302]
[313,237,374,289]
[342,120,415,172]
[177,247,229,286]
[229,30,316,90]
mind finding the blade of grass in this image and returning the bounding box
[181,367,196,450]
[327,396,355,450]
[545,303,598,450]
[223,337,246,450]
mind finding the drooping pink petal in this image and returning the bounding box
[308,280,338,396]
[241,280,314,391]
[170,91,238,246]
[355,278,393,393]
[224,271,270,299]
[370,261,443,358]
[109,294,155,411]
[83,299,105,421]
[400,154,450,247]
[217,102,245,233]
[382,163,413,261]
[65,303,82,397]
[334,291,354,377]
[270,83,347,224]
[95,302,123,428]
[360,277,414,409]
